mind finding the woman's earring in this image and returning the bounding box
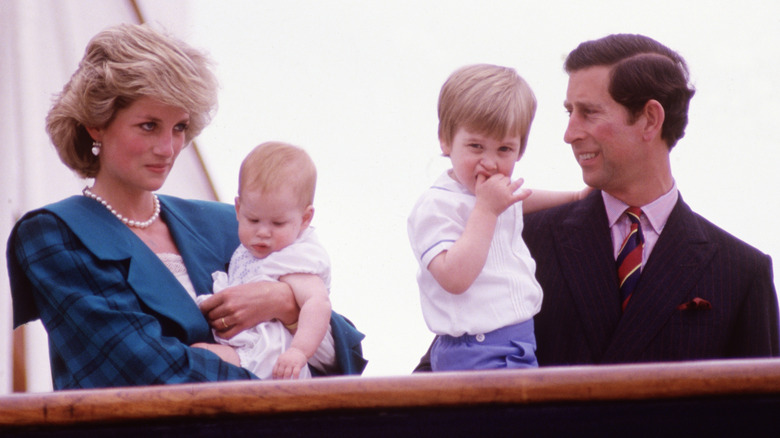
[91,141,102,156]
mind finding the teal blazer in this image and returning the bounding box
[8,195,366,389]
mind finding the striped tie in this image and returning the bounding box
[616,207,644,311]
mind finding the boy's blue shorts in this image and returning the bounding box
[431,319,538,371]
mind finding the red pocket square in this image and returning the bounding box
[677,297,712,311]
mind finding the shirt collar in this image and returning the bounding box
[602,181,679,234]
[431,170,472,195]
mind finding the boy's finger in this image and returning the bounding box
[513,188,532,202]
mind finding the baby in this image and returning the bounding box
[197,141,332,379]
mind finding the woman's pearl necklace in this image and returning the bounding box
[82,186,161,229]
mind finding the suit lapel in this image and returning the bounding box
[552,192,624,360]
[47,196,211,344]
[602,197,716,362]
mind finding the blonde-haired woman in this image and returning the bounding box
[7,24,365,389]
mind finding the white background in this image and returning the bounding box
[176,0,780,376]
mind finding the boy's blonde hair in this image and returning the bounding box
[438,64,537,156]
[238,141,317,209]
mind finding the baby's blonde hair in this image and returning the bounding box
[238,141,317,209]
[438,64,537,156]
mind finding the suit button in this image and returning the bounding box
[475,333,485,342]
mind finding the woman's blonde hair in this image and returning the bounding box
[46,23,218,178]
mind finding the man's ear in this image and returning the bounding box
[641,99,665,142]
[301,205,314,228]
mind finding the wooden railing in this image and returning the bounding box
[2,359,780,436]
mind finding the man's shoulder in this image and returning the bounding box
[682,203,770,259]
[525,191,603,229]
[524,200,578,222]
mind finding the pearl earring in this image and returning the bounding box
[91,141,102,156]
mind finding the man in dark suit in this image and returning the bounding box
[415,34,778,371]
[524,33,778,365]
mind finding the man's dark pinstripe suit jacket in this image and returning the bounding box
[524,190,779,366]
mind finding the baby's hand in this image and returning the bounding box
[273,347,308,379]
[474,174,531,216]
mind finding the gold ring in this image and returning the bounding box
[221,317,228,329]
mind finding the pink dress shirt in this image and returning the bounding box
[603,182,679,264]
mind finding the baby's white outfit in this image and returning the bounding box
[196,227,333,379]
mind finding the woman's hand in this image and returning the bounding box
[199,281,298,339]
